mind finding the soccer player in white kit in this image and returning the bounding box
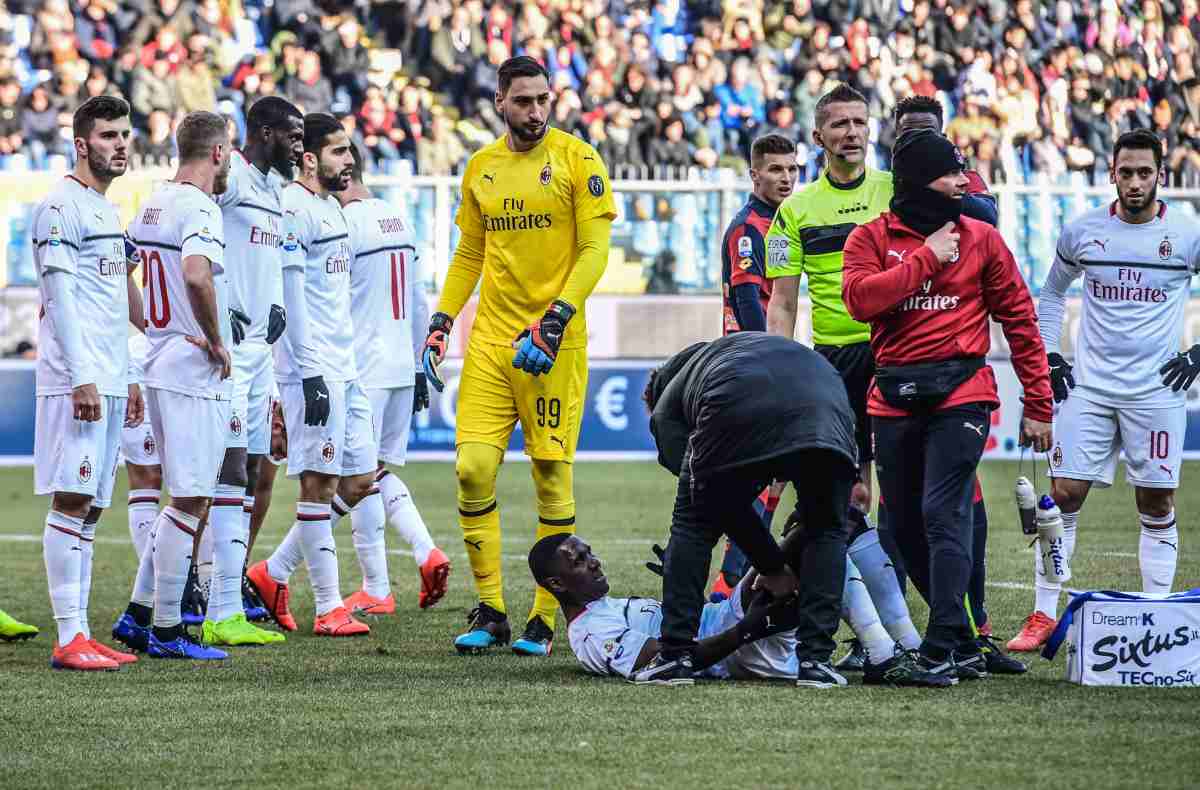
[246,113,379,637]
[115,111,235,661]
[32,96,144,671]
[1008,129,1200,652]
[331,143,450,615]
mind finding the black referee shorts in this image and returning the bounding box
[815,341,875,467]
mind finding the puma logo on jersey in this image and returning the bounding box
[464,538,484,551]
[319,547,336,556]
[550,436,566,449]
[482,173,495,184]
[1083,238,1108,253]
[887,249,907,263]
[963,422,984,437]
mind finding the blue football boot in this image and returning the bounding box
[242,576,269,622]
[112,613,152,652]
[512,615,554,657]
[147,629,228,660]
[453,603,511,654]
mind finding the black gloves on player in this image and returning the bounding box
[1160,344,1200,392]
[413,372,430,414]
[302,375,330,426]
[230,308,251,345]
[645,543,666,577]
[266,303,286,344]
[1048,351,1075,403]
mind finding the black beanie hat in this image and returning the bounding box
[892,128,965,187]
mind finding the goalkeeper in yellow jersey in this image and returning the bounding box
[421,56,616,656]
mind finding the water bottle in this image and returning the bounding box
[1036,495,1071,584]
[1014,476,1038,536]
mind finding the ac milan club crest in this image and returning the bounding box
[1052,445,1063,467]
[321,440,336,465]
[1160,238,1173,260]
[143,433,156,457]
[230,414,242,436]
[539,164,552,186]
[78,457,93,483]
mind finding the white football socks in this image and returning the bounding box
[1034,510,1078,619]
[842,557,897,664]
[267,525,305,582]
[208,485,247,622]
[153,507,199,629]
[378,471,435,565]
[196,517,214,605]
[127,489,160,561]
[294,501,341,616]
[1139,510,1178,594]
[130,531,157,609]
[77,516,97,640]
[350,489,390,598]
[847,528,920,651]
[43,510,84,645]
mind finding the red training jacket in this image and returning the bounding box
[842,212,1053,423]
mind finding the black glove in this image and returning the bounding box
[645,543,666,577]
[735,590,801,645]
[266,304,286,345]
[1160,344,1200,392]
[302,375,330,426]
[230,307,251,345]
[413,372,430,414]
[1048,352,1075,403]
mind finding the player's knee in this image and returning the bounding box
[1050,479,1089,513]
[531,459,573,508]
[338,473,374,506]
[218,448,249,488]
[52,492,93,518]
[455,443,501,503]
[127,463,162,492]
[244,455,260,492]
[1135,488,1174,519]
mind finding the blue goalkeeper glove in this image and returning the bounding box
[422,312,452,392]
[513,300,574,376]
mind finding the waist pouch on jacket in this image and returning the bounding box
[874,357,985,412]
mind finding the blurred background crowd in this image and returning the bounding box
[0,0,1198,183]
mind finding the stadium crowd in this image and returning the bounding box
[1,0,1199,181]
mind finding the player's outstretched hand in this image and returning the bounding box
[71,383,101,422]
[1019,417,1053,453]
[125,383,144,428]
[422,312,453,392]
[230,307,251,345]
[413,372,430,414]
[1160,344,1200,392]
[512,300,575,376]
[302,375,330,426]
[1047,352,1074,402]
[266,304,286,344]
[184,335,232,380]
[645,543,667,577]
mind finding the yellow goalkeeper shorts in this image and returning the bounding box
[454,340,587,461]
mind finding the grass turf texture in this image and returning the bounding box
[2,460,1198,789]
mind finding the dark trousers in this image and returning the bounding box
[873,403,990,654]
[660,449,854,662]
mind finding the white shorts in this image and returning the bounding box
[121,396,160,467]
[225,389,248,450]
[233,343,273,455]
[147,387,229,497]
[367,386,413,466]
[1048,395,1186,489]
[34,394,125,508]
[279,379,377,480]
[698,577,798,681]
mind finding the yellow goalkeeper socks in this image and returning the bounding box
[530,460,576,629]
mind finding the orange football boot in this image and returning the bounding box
[246,560,297,631]
[1006,611,1057,652]
[89,639,138,665]
[419,548,451,609]
[313,606,370,637]
[344,590,396,616]
[51,633,119,671]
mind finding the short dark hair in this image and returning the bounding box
[1113,128,1163,170]
[751,133,796,167]
[73,95,130,140]
[246,96,302,134]
[814,83,868,128]
[528,532,572,586]
[303,112,343,155]
[349,140,364,182]
[498,55,550,95]
[175,110,228,162]
[894,95,943,129]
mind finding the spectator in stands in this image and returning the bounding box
[764,101,804,144]
[133,108,177,167]
[20,84,66,169]
[715,57,764,154]
[417,110,467,175]
[284,48,333,115]
[325,17,370,110]
[177,34,217,114]
[359,89,403,169]
[0,77,23,163]
[647,114,692,173]
[431,6,484,110]
[131,51,180,123]
[82,64,121,104]
[75,0,118,63]
[139,24,186,71]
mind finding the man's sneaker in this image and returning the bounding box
[89,639,138,665]
[204,613,286,645]
[1006,611,1056,652]
[833,638,867,673]
[454,603,511,654]
[795,660,848,689]
[630,652,695,686]
[344,590,396,616]
[313,607,370,637]
[976,634,1027,675]
[864,649,957,688]
[915,650,986,681]
[181,565,206,626]
[242,577,269,622]
[246,561,297,632]
[418,548,451,609]
[0,608,37,641]
[512,615,554,657]
[112,614,152,652]
[51,633,120,671]
[147,630,228,660]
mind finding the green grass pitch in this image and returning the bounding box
[2,461,1199,789]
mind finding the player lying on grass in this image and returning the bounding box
[529,533,956,687]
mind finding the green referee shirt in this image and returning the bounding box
[765,167,893,347]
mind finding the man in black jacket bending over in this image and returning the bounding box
[634,333,860,688]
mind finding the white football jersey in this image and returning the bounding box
[217,151,287,344]
[567,596,663,679]
[1042,201,1200,408]
[127,331,148,385]
[127,182,230,400]
[31,176,130,398]
[345,197,419,389]
[274,183,357,383]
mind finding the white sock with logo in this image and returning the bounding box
[208,485,248,622]
[267,525,305,582]
[128,489,160,561]
[1139,510,1178,594]
[195,518,214,605]
[43,510,84,645]
[77,516,97,640]
[295,502,341,616]
[350,489,390,598]
[1034,510,1077,619]
[130,530,157,609]
[378,471,435,565]
[153,507,200,629]
[842,558,896,665]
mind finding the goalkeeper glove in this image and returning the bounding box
[302,375,330,426]
[266,304,286,344]
[1160,344,1200,392]
[413,372,430,414]
[513,300,575,376]
[1048,351,1075,403]
[229,307,251,345]
[422,313,452,392]
[645,543,667,577]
